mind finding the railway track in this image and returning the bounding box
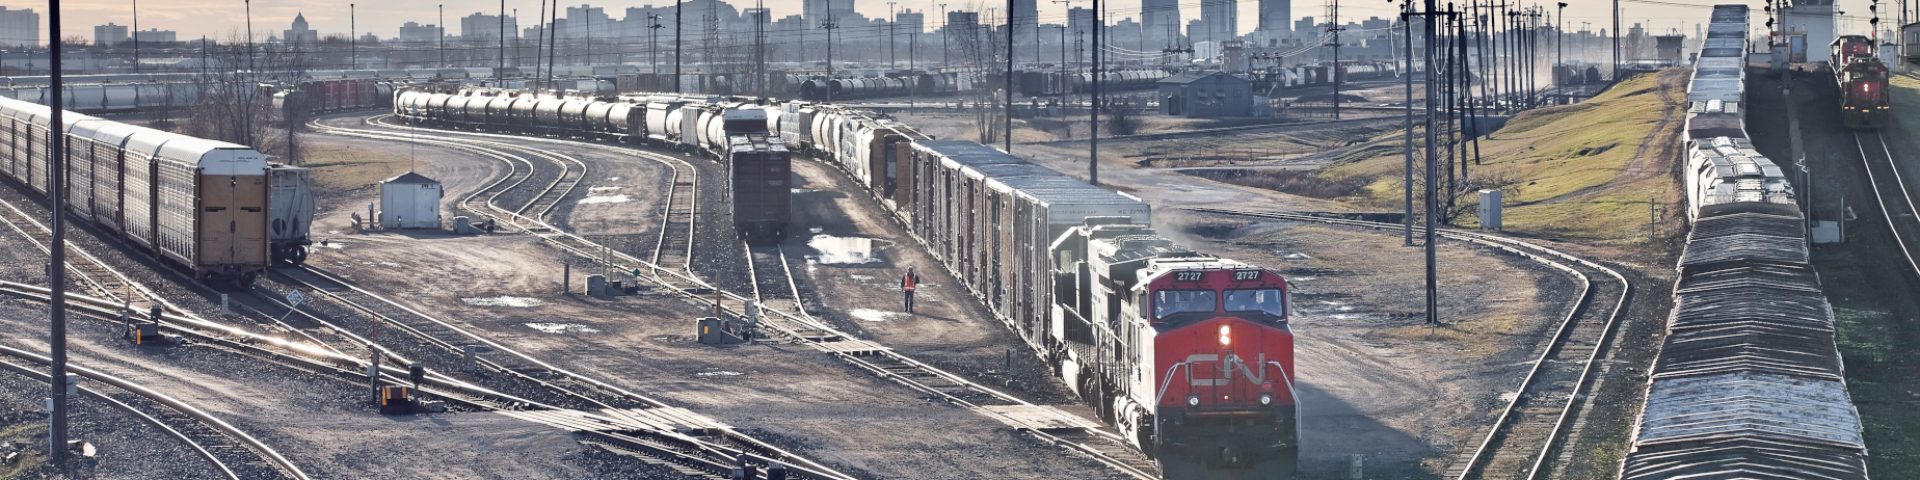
[0,345,306,480]
[316,115,1164,479]
[1183,207,1631,480]
[1852,131,1920,282]
[310,118,852,480]
[0,191,165,308]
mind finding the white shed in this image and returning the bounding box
[379,171,442,229]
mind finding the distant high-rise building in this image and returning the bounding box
[895,9,924,33]
[460,12,518,42]
[1200,0,1237,43]
[1259,0,1291,34]
[1142,0,1181,48]
[0,7,39,47]
[399,21,439,44]
[284,12,320,46]
[132,28,177,43]
[1010,0,1038,31]
[806,0,855,24]
[1066,7,1095,37]
[95,23,130,46]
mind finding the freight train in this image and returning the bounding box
[272,78,396,125]
[1622,5,1870,479]
[1,82,204,113]
[392,85,1300,477]
[1835,58,1890,129]
[0,95,300,284]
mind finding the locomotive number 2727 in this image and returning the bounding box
[1175,271,1205,281]
[1233,270,1262,281]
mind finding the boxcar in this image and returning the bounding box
[728,134,791,242]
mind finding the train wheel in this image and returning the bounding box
[289,246,309,266]
[1130,409,1157,458]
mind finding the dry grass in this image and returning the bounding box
[298,143,419,193]
[1319,70,1687,243]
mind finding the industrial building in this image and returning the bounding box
[1157,71,1253,118]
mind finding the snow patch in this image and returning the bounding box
[463,296,546,308]
[849,308,907,322]
[578,194,632,205]
[524,322,601,334]
[696,371,745,377]
[808,235,886,265]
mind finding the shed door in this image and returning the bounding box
[1166,95,1184,116]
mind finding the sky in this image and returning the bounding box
[3,0,1902,46]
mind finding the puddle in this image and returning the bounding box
[525,322,601,334]
[849,308,908,322]
[696,371,745,377]
[808,235,889,265]
[463,296,546,307]
[578,194,632,205]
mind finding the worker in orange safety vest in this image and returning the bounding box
[902,267,919,314]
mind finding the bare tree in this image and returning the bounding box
[183,32,311,157]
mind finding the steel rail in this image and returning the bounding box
[0,343,308,479]
[308,118,854,480]
[1854,132,1920,282]
[1183,207,1631,480]
[0,357,239,479]
[324,114,1163,478]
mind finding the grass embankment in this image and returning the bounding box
[1307,70,1686,243]
[297,143,418,193]
[1833,73,1920,478]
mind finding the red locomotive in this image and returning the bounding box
[1831,34,1876,68]
[1052,220,1298,478]
[1837,57,1891,129]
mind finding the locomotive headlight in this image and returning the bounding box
[1187,394,1201,407]
[1218,324,1232,347]
[1261,394,1273,406]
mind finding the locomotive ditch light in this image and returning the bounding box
[1261,394,1273,406]
[1188,394,1201,407]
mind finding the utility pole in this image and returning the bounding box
[650,14,662,75]
[132,0,140,73]
[822,15,839,101]
[440,4,447,68]
[676,1,684,92]
[47,0,70,464]
[350,3,357,70]
[1613,0,1620,79]
[1557,2,1567,79]
[1005,0,1016,153]
[940,3,950,69]
[499,0,507,71]
[536,1,547,82]
[1326,0,1344,120]
[545,0,558,89]
[1403,0,1415,246]
[889,2,899,70]
[1091,0,1101,185]
[1425,1,1444,327]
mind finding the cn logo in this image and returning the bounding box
[1185,353,1269,387]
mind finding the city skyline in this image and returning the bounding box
[0,0,1904,47]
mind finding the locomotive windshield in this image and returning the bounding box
[1224,289,1286,318]
[1154,290,1217,320]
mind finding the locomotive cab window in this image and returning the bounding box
[1224,289,1286,319]
[1153,290,1216,320]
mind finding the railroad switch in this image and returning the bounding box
[696,317,754,345]
[127,322,172,346]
